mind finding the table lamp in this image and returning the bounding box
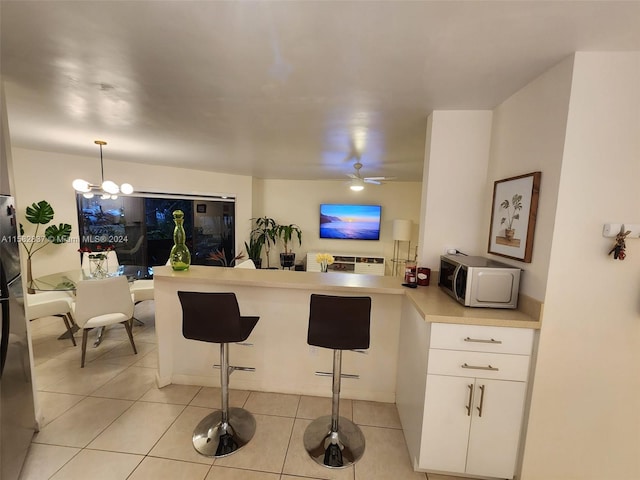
[392,219,412,276]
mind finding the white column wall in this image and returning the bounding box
[521,52,640,480]
[418,110,493,270]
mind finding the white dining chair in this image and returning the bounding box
[130,278,154,326]
[72,275,136,367]
[26,291,77,346]
[234,259,256,269]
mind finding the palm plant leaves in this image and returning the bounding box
[21,200,72,256]
[25,200,55,224]
[45,223,72,244]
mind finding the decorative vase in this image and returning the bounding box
[89,254,108,278]
[26,256,35,294]
[320,263,328,273]
[170,210,191,271]
[505,229,515,241]
[280,252,295,269]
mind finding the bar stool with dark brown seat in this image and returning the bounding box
[303,293,371,468]
[178,291,259,458]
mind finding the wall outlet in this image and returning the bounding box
[309,346,318,356]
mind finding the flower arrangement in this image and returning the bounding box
[208,248,245,267]
[316,253,334,272]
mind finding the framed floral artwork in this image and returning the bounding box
[488,171,541,263]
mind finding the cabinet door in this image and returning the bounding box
[419,374,473,472]
[396,300,430,465]
[466,379,527,479]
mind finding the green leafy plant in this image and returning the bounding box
[500,194,523,230]
[250,217,278,268]
[244,236,264,263]
[277,223,302,254]
[20,200,72,256]
[20,200,72,290]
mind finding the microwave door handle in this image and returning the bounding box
[452,264,462,301]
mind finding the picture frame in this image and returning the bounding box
[196,203,207,213]
[488,171,541,263]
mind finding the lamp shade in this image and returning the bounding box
[392,219,412,241]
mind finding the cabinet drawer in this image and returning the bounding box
[427,349,530,381]
[354,263,385,276]
[430,323,533,355]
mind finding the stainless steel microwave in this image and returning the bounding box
[438,255,521,309]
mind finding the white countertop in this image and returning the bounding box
[154,265,542,328]
[153,265,406,295]
[405,286,542,329]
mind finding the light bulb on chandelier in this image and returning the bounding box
[72,140,134,199]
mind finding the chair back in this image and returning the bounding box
[74,276,134,328]
[120,235,144,255]
[308,294,371,350]
[81,250,120,273]
[178,291,248,343]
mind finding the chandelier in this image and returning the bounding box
[72,140,134,199]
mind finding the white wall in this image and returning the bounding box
[10,147,420,277]
[11,148,253,277]
[254,178,422,273]
[521,52,640,480]
[418,110,493,270]
[483,56,574,301]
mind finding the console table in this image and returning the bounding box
[306,252,385,275]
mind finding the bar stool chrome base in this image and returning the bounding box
[303,415,365,468]
[192,407,256,458]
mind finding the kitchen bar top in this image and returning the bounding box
[154,265,542,329]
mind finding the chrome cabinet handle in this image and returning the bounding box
[461,363,499,371]
[477,384,486,417]
[464,337,502,344]
[466,383,473,416]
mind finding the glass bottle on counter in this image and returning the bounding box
[170,210,191,271]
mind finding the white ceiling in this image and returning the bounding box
[1,1,639,182]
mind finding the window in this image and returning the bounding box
[77,194,235,267]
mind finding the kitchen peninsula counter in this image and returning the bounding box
[153,266,405,402]
[153,266,541,401]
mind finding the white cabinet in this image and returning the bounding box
[396,309,534,479]
[306,252,385,276]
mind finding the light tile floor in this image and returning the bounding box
[20,301,469,480]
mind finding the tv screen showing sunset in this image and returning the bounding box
[319,204,381,240]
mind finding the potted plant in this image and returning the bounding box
[244,236,264,269]
[20,200,72,293]
[250,217,278,268]
[277,223,302,269]
[500,194,522,241]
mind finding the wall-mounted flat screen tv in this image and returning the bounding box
[320,204,381,240]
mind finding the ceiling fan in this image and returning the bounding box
[346,161,395,191]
